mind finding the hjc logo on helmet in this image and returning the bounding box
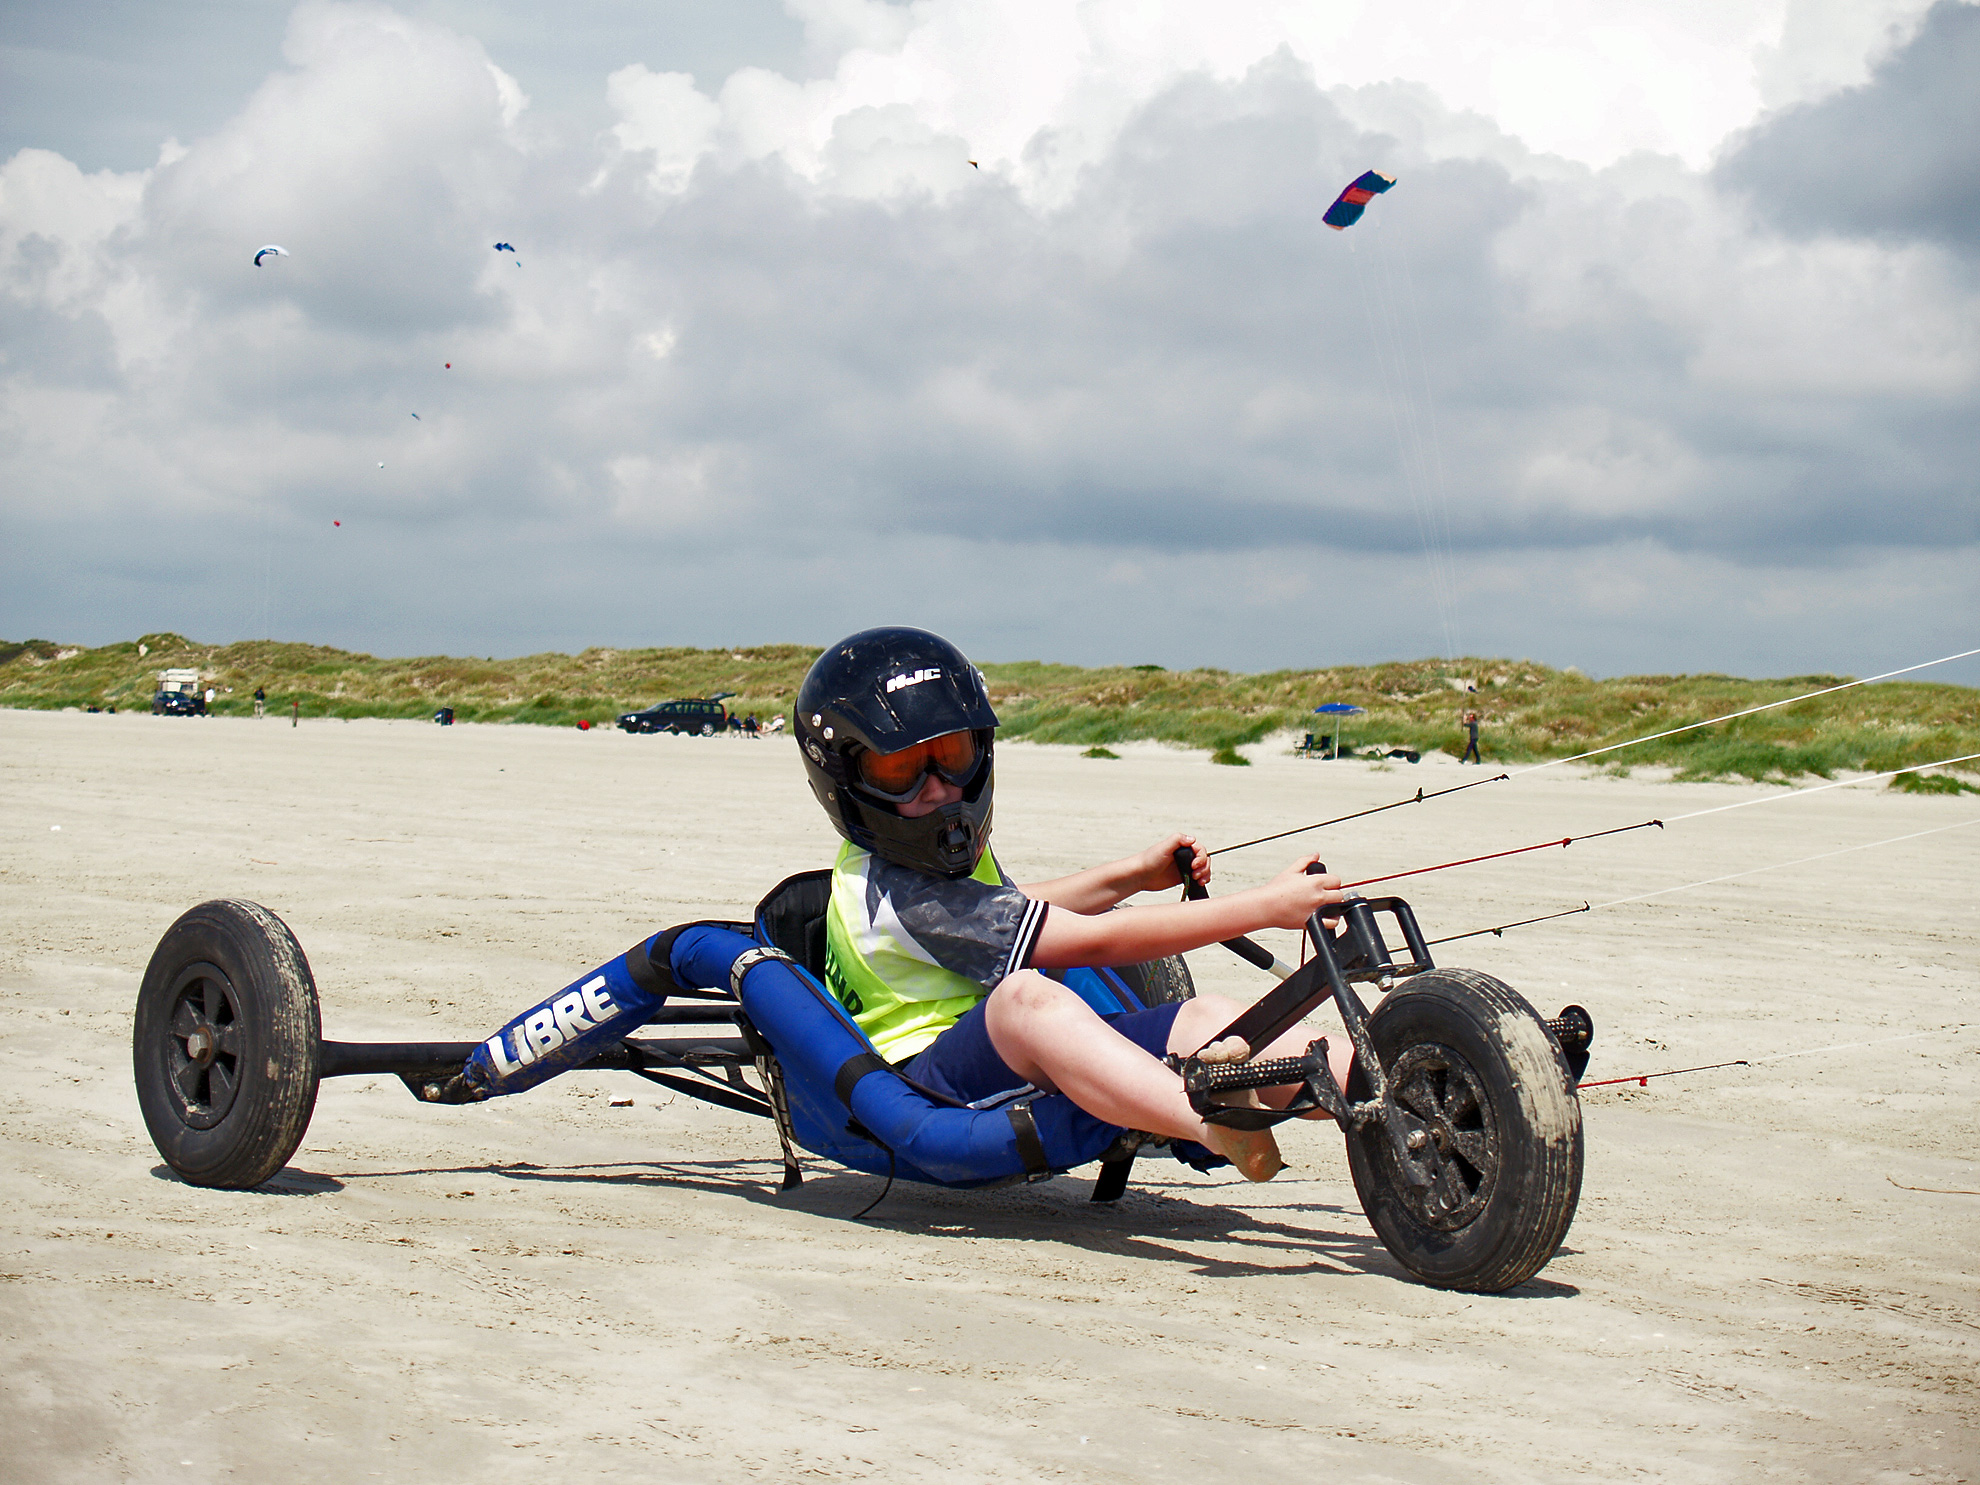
[884,667,942,694]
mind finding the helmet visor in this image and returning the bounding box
[854,730,980,802]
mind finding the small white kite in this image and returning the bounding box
[253,245,289,267]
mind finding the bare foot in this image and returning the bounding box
[1197,1036,1250,1064]
[1203,1122,1285,1182]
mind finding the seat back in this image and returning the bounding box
[753,869,833,981]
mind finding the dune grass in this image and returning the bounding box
[2,633,1974,783]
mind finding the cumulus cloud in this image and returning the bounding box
[1718,0,1980,252]
[1,0,1975,681]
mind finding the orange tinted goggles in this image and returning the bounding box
[855,730,980,798]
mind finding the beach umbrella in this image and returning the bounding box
[1314,703,1365,759]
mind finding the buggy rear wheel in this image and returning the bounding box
[1112,953,1195,1007]
[1345,968,1582,1293]
[1136,954,1195,1004]
[133,900,322,1189]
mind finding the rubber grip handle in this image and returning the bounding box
[1173,843,1278,972]
[1173,844,1206,899]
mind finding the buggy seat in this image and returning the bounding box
[642,872,1199,1194]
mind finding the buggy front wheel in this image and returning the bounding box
[133,900,323,1189]
[1344,968,1582,1293]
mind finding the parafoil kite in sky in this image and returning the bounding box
[1323,171,1395,231]
[493,242,515,253]
[252,244,289,266]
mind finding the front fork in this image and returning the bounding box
[1174,895,1467,1208]
[1172,893,1592,1214]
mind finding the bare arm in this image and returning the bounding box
[1020,833,1210,915]
[1028,854,1343,969]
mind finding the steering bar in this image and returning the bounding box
[1172,844,1302,980]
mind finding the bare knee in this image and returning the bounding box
[989,969,1084,1019]
[1167,993,1245,1055]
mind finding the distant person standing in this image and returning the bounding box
[253,686,266,719]
[1461,710,1481,764]
[202,687,215,716]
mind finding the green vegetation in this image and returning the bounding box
[1888,771,1980,795]
[0,634,814,731]
[1081,745,1121,760]
[3,634,1974,784]
[1209,746,1251,767]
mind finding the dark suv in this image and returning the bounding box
[152,688,205,717]
[617,698,729,735]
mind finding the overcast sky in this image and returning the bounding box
[2,0,1975,680]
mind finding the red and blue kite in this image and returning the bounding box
[1323,170,1395,230]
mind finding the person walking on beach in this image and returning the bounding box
[1461,710,1482,764]
[253,687,266,719]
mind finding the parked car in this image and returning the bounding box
[152,668,206,717]
[617,698,729,735]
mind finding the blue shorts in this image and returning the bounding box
[900,997,1185,1107]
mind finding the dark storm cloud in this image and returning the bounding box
[1716,0,1980,252]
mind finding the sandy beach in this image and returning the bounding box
[1,706,1974,1484]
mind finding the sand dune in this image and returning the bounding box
[1,708,1973,1483]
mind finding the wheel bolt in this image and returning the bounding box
[1405,1129,1428,1151]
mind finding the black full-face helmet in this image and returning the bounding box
[794,627,998,877]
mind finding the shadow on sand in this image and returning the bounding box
[317,1153,1579,1295]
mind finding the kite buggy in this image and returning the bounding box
[133,862,1593,1294]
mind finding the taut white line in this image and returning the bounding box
[1593,818,1980,908]
[1666,754,1980,821]
[1510,646,1980,777]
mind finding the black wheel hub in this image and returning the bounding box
[164,963,244,1129]
[1387,1042,1499,1230]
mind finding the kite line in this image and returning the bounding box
[1508,646,1980,777]
[1425,816,1980,945]
[1207,773,1507,857]
[1203,645,1980,859]
[1325,748,1978,893]
[1578,1025,1973,1092]
[1662,753,1980,821]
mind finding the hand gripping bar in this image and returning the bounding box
[1170,845,1298,978]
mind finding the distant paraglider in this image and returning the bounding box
[1323,171,1395,230]
[252,244,289,267]
[493,242,519,266]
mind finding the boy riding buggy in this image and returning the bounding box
[133,627,1591,1292]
